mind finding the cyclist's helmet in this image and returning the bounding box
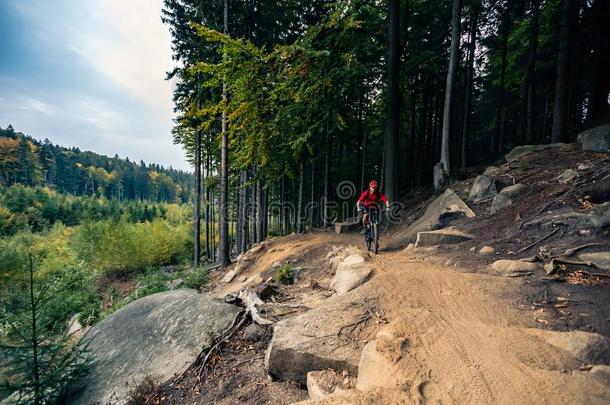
[369,179,378,188]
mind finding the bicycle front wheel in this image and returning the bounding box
[373,223,379,254]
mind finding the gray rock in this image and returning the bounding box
[504,143,565,163]
[577,124,610,152]
[491,260,537,274]
[557,169,578,184]
[67,290,240,405]
[334,217,360,234]
[307,369,347,400]
[579,252,610,271]
[433,163,448,192]
[479,246,495,255]
[590,365,610,382]
[545,331,610,364]
[414,227,474,248]
[490,183,526,214]
[265,286,373,385]
[166,278,184,290]
[330,258,372,295]
[388,189,475,249]
[356,329,408,391]
[468,175,499,202]
[244,323,266,342]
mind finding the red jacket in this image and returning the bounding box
[357,189,388,208]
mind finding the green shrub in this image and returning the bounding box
[184,268,208,289]
[274,264,294,285]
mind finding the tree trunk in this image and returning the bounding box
[219,0,230,267]
[588,0,610,121]
[256,177,263,242]
[461,4,477,170]
[440,0,461,177]
[491,0,511,154]
[297,161,304,234]
[310,160,315,228]
[193,129,201,267]
[523,0,539,143]
[383,0,400,201]
[323,138,330,227]
[551,0,573,143]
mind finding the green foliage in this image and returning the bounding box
[0,184,193,237]
[0,256,93,403]
[274,264,294,285]
[183,267,209,289]
[72,219,191,276]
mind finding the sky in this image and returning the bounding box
[0,0,191,171]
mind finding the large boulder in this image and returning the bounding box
[265,285,374,385]
[67,290,240,405]
[414,227,474,248]
[387,189,475,249]
[577,124,610,152]
[468,175,500,203]
[490,183,526,214]
[504,143,565,163]
[330,258,373,295]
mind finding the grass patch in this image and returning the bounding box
[274,264,294,285]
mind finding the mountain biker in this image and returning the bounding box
[357,180,390,233]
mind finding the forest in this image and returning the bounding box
[1,0,609,401]
[0,126,194,203]
[162,0,609,268]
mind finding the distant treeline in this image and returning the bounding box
[0,125,193,202]
[0,184,192,236]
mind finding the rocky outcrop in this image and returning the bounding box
[414,227,474,248]
[490,183,526,214]
[577,124,610,152]
[504,143,565,163]
[468,175,500,203]
[265,285,374,385]
[388,189,475,249]
[67,290,240,405]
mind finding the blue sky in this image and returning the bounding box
[0,0,190,171]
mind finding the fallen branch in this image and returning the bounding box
[198,311,249,379]
[517,228,559,253]
[562,243,606,257]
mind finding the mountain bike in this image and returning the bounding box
[362,207,382,254]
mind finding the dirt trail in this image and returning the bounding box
[350,247,610,403]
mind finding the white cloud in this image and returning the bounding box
[3,0,189,170]
[67,0,174,119]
